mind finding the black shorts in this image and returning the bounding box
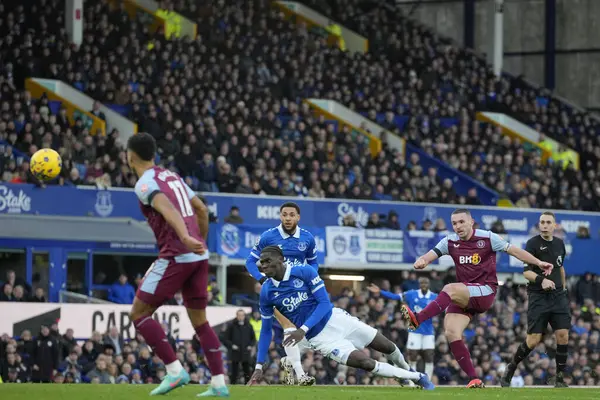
[527,290,571,334]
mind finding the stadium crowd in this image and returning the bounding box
[0,0,600,211]
[2,268,600,386]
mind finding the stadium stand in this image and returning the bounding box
[2,0,599,210]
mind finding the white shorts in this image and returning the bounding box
[406,332,435,350]
[308,308,378,364]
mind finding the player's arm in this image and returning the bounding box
[522,238,543,283]
[560,241,567,290]
[379,289,403,301]
[190,196,209,240]
[250,288,274,384]
[181,182,209,240]
[135,178,201,252]
[522,238,555,289]
[245,234,268,283]
[503,233,552,275]
[298,268,333,332]
[416,237,447,269]
[152,194,194,239]
[305,234,319,271]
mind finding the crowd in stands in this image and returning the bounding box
[0,0,599,210]
[2,267,600,386]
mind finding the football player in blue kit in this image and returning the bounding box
[368,278,437,378]
[245,202,317,385]
[247,246,435,390]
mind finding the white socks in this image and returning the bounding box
[372,361,422,380]
[425,362,434,378]
[284,328,306,377]
[410,361,418,371]
[166,360,183,376]
[387,345,411,370]
[211,374,226,387]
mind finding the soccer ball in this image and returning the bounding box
[30,148,62,181]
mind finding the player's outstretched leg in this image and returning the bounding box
[345,349,435,390]
[444,313,483,388]
[131,299,190,395]
[368,332,417,387]
[401,283,467,330]
[187,309,229,397]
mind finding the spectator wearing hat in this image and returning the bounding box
[131,369,144,384]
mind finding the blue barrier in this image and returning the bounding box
[207,224,595,275]
[0,181,597,275]
[0,183,598,240]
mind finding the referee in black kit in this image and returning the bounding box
[501,211,571,387]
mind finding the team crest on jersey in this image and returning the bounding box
[293,278,304,288]
[298,242,307,252]
[477,240,485,248]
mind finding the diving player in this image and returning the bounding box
[248,246,435,390]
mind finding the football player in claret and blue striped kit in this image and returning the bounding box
[400,208,553,389]
[245,202,318,385]
[248,246,435,390]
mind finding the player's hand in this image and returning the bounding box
[538,261,554,276]
[283,329,306,347]
[542,279,556,291]
[232,344,239,350]
[247,368,264,386]
[414,257,428,270]
[182,235,205,254]
[367,284,381,294]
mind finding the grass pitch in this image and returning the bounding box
[1,384,598,400]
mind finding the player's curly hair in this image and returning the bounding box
[261,245,283,258]
[127,132,156,162]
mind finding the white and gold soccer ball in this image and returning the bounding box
[30,148,62,181]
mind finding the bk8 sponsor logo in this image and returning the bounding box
[459,254,481,265]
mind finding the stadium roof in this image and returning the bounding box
[0,214,156,244]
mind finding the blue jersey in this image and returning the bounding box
[404,290,437,336]
[256,266,333,364]
[245,224,318,281]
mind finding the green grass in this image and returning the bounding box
[0,385,598,400]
